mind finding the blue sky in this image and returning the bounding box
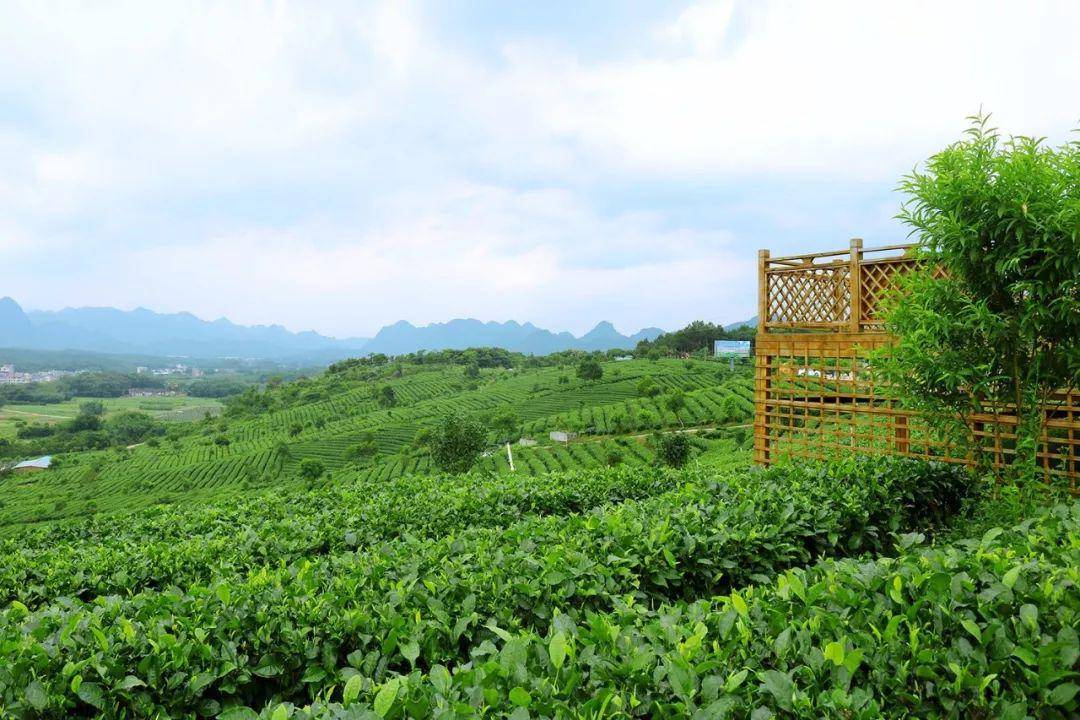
[1,0,1078,338]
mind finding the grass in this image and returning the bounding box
[0,395,222,438]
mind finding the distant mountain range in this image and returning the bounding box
[724,316,757,331]
[362,319,662,357]
[0,297,666,361]
[0,297,369,361]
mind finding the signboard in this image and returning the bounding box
[714,340,751,357]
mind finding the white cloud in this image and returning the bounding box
[1,1,1076,338]
[59,183,751,337]
[662,0,736,56]
[515,0,1080,179]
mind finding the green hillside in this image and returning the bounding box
[0,358,752,531]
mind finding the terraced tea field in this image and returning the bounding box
[1,351,1076,718]
[0,358,751,530]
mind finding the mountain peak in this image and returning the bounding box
[363,318,663,356]
[585,320,617,333]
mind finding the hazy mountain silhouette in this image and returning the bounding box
[1,297,368,360]
[361,318,663,356]
[0,297,664,360]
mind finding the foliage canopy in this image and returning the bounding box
[882,116,1079,479]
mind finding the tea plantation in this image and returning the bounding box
[0,357,1077,718]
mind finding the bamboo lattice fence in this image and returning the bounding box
[753,239,1078,490]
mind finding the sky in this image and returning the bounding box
[1,1,1078,339]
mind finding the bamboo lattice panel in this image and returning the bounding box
[754,241,1078,490]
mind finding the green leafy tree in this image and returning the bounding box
[576,359,604,382]
[79,400,106,417]
[636,376,660,398]
[654,432,692,468]
[105,411,163,446]
[490,407,521,442]
[881,116,1079,479]
[463,364,481,380]
[664,389,687,425]
[721,395,743,423]
[429,412,487,474]
[375,385,397,409]
[299,458,325,482]
[411,427,432,451]
[344,434,379,463]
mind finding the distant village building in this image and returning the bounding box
[614,356,633,361]
[127,388,179,398]
[11,456,52,473]
[0,365,75,385]
[517,437,538,447]
[549,431,578,443]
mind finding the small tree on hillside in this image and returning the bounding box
[490,407,521,443]
[881,116,1079,480]
[375,385,397,409]
[636,376,660,398]
[429,411,487,474]
[664,389,687,425]
[299,458,325,483]
[577,359,604,382]
[654,432,692,468]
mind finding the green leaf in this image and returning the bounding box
[216,584,231,605]
[761,670,794,710]
[667,660,696,700]
[271,704,290,720]
[429,664,451,695]
[343,674,364,705]
[25,681,48,711]
[1002,565,1021,589]
[117,675,145,691]
[1019,603,1038,629]
[724,669,749,693]
[1011,647,1036,666]
[76,682,105,709]
[960,619,982,643]
[218,708,260,720]
[730,592,748,618]
[374,678,400,718]
[1049,683,1079,706]
[401,640,420,667]
[509,687,532,707]
[549,632,568,670]
[823,641,845,666]
[662,547,677,567]
[842,648,864,675]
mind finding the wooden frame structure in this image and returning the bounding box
[753,239,1078,490]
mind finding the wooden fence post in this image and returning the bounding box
[849,238,863,332]
[754,249,771,465]
[894,414,909,455]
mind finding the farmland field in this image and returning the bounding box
[0,395,222,439]
[0,354,1077,719]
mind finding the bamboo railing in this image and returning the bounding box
[753,239,1078,490]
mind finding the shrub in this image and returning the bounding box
[576,359,604,382]
[429,412,487,474]
[655,432,692,467]
[298,459,325,482]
